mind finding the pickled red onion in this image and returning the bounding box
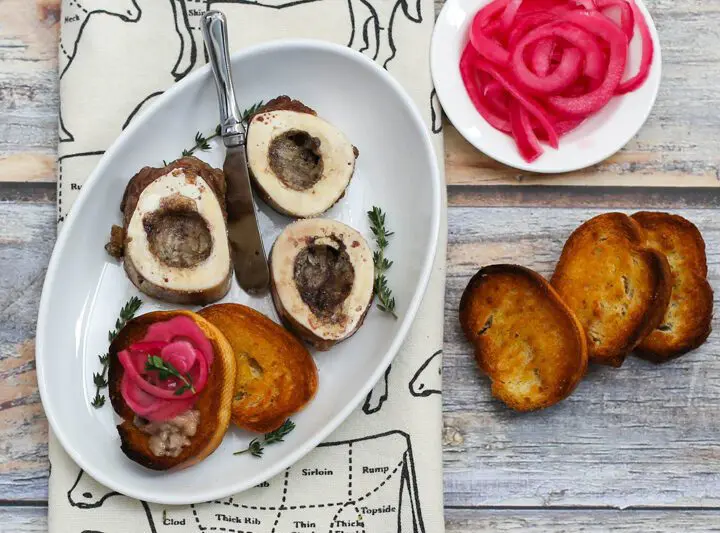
[116,316,214,422]
[530,38,555,76]
[510,103,542,162]
[120,374,194,421]
[616,0,653,93]
[460,47,512,132]
[507,12,557,48]
[596,0,635,39]
[161,340,198,374]
[546,11,628,116]
[118,346,208,401]
[143,315,214,365]
[500,0,524,30]
[459,0,654,162]
[474,56,560,148]
[484,81,511,115]
[512,28,586,94]
[469,0,511,65]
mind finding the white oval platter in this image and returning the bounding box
[36,40,441,505]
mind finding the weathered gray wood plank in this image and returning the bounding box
[445,508,720,532]
[0,199,55,501]
[448,185,720,209]
[0,0,59,183]
[0,506,47,533]
[444,207,720,508]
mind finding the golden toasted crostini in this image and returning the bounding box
[199,303,318,433]
[631,212,713,362]
[460,264,588,411]
[551,213,672,367]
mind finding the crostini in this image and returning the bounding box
[108,310,236,470]
[199,303,318,433]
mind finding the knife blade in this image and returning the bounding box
[202,10,269,294]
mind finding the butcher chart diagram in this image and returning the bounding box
[188,431,424,532]
[65,430,425,533]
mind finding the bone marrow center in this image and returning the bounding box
[293,241,354,320]
[144,206,212,269]
[268,129,324,191]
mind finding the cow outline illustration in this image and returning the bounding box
[409,349,442,397]
[66,469,157,532]
[59,0,142,143]
[58,0,196,144]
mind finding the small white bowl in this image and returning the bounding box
[431,0,662,173]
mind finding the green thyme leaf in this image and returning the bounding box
[92,297,142,409]
[177,100,263,160]
[93,372,108,388]
[234,419,295,458]
[145,356,196,394]
[367,207,398,318]
[91,392,105,409]
[263,420,295,445]
[240,100,264,123]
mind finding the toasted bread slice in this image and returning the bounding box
[198,303,318,433]
[108,310,236,471]
[459,265,588,411]
[550,213,672,367]
[631,212,713,362]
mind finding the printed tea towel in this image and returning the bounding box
[51,1,447,532]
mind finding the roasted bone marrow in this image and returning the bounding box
[247,96,358,218]
[108,310,236,470]
[110,157,232,305]
[270,219,374,350]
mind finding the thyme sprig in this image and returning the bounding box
[91,296,143,408]
[368,207,398,318]
[234,420,296,458]
[179,100,264,158]
[144,355,196,396]
[240,100,265,123]
[109,296,143,343]
[182,130,218,157]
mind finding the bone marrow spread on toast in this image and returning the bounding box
[269,218,375,350]
[108,310,236,470]
[247,96,359,218]
[106,156,232,305]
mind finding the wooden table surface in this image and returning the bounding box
[2,0,720,531]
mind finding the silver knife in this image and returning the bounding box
[201,10,269,294]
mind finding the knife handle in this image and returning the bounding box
[201,11,244,144]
